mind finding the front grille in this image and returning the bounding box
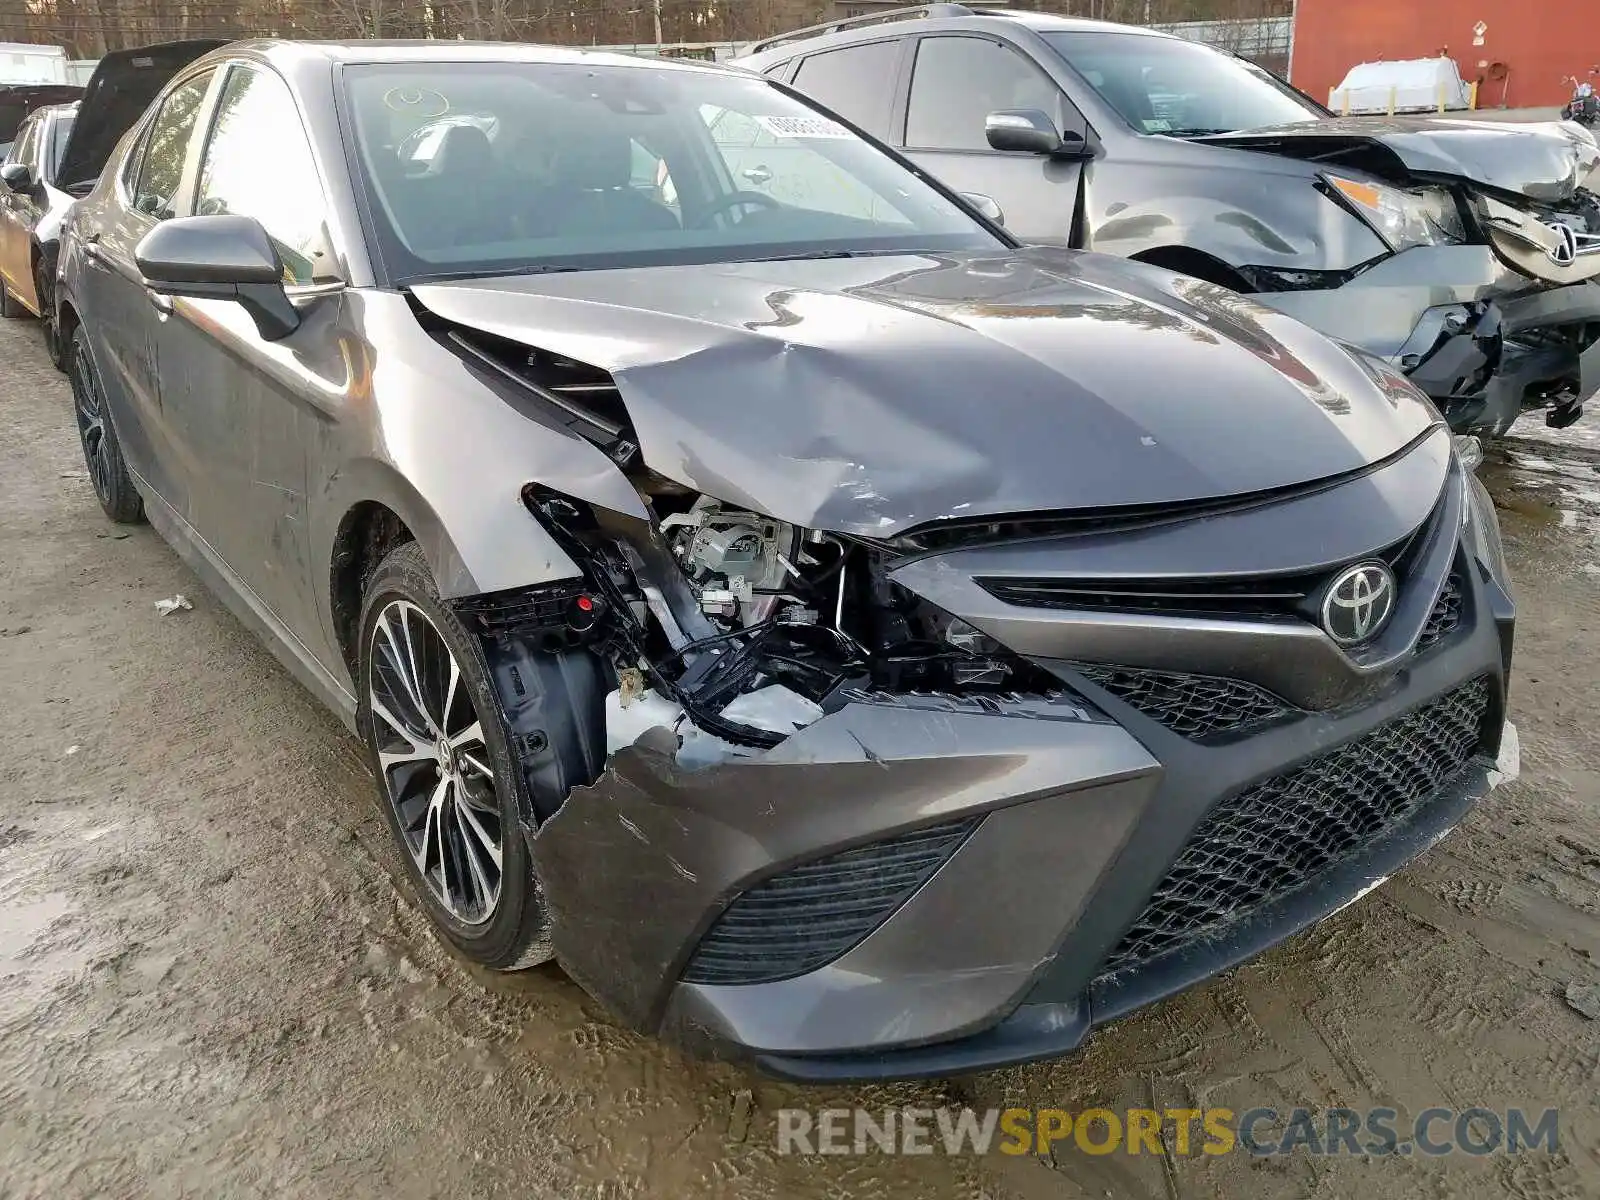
[1098,677,1491,976]
[976,574,1315,619]
[1417,574,1464,652]
[680,818,980,986]
[1072,663,1293,740]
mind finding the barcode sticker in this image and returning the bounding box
[755,114,855,140]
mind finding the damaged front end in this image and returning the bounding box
[473,482,1135,1040]
[1396,189,1600,434]
[1212,124,1600,435]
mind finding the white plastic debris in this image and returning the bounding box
[603,683,823,769]
[1489,721,1521,787]
[154,595,193,615]
[719,684,824,736]
[604,687,684,755]
[64,745,79,757]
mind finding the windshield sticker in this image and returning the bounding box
[1142,117,1172,132]
[756,114,855,140]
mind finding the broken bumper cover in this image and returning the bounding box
[1256,245,1600,434]
[526,519,1515,1081]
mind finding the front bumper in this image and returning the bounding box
[1255,245,1600,435]
[526,434,1517,1081]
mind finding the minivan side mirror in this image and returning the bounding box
[135,214,300,341]
[1,161,34,193]
[985,109,1094,161]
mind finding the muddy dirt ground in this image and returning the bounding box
[1,313,1597,1200]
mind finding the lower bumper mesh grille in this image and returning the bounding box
[681,817,980,986]
[1073,662,1292,740]
[1099,677,1491,976]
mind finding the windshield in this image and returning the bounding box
[1041,31,1321,136]
[341,62,1003,282]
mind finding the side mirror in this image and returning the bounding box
[959,191,1006,226]
[135,214,299,341]
[1,161,34,193]
[985,109,1095,161]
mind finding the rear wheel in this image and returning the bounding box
[35,256,61,369]
[68,324,143,524]
[357,542,554,969]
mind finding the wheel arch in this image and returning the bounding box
[321,454,585,676]
[1129,245,1254,292]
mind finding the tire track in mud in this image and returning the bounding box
[1,316,1598,1198]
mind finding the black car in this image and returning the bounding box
[59,39,1517,1081]
[0,41,222,366]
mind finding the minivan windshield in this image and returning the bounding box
[341,61,1005,282]
[1041,31,1322,136]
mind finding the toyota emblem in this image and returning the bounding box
[1321,562,1397,646]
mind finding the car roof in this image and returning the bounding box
[736,5,1179,61]
[218,38,745,78]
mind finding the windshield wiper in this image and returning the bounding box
[403,264,585,285]
[1161,127,1238,138]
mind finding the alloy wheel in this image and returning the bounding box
[35,262,55,362]
[368,599,503,925]
[70,337,113,504]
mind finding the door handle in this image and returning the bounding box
[741,165,773,186]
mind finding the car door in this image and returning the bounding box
[0,113,42,303]
[153,62,339,642]
[898,34,1087,245]
[76,68,219,521]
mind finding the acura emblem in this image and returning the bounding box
[1545,220,1579,267]
[1321,562,1396,647]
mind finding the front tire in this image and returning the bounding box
[357,542,554,970]
[35,256,62,370]
[68,324,144,524]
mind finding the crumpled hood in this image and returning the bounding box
[410,247,1437,536]
[1198,116,1600,203]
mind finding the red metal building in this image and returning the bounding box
[1289,0,1599,111]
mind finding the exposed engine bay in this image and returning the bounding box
[522,485,1057,765]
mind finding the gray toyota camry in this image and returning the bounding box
[58,40,1518,1081]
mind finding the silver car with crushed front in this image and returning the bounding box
[737,5,1600,437]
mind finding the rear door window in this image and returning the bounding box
[131,71,214,220]
[790,40,901,138]
[905,36,1062,151]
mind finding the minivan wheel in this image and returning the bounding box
[35,258,62,369]
[69,325,144,524]
[357,542,554,970]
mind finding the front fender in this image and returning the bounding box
[1088,158,1388,272]
[320,290,652,605]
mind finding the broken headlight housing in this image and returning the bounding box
[524,487,1063,755]
[1323,173,1464,252]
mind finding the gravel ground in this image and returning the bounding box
[1,312,1598,1200]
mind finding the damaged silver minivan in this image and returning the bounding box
[60,40,1517,1080]
[736,5,1600,436]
